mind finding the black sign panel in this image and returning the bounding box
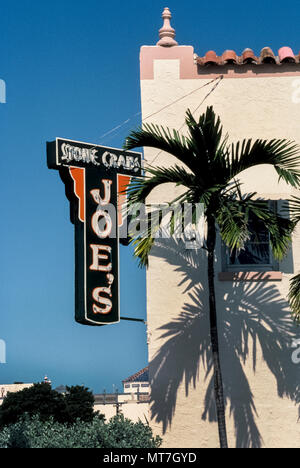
[47,138,142,326]
[47,138,141,176]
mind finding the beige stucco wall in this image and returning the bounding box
[140,46,300,448]
[0,383,33,403]
[123,381,150,393]
[94,400,149,423]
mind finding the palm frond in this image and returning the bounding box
[284,196,300,224]
[226,139,300,187]
[131,236,155,268]
[288,273,300,323]
[124,123,199,176]
[128,203,180,268]
[184,107,230,184]
[125,165,194,206]
[266,215,294,261]
[216,195,264,251]
[216,195,293,260]
[126,165,225,211]
[184,106,223,161]
[126,204,164,268]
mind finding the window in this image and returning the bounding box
[132,384,139,388]
[124,384,130,389]
[222,201,279,272]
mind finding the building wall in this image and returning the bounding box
[0,383,33,402]
[95,397,149,423]
[123,381,150,393]
[140,45,300,448]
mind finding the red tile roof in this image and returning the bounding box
[122,366,149,383]
[196,47,299,66]
[155,8,300,67]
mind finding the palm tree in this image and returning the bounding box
[124,106,300,448]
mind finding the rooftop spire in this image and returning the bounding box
[157,7,178,47]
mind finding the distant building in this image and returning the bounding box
[43,375,52,385]
[54,385,67,394]
[0,383,33,403]
[0,376,51,404]
[93,367,150,422]
[122,366,149,393]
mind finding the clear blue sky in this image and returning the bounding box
[1,0,300,392]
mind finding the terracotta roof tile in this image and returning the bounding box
[196,46,299,66]
[222,50,237,64]
[203,50,219,65]
[122,366,149,383]
[260,47,277,64]
[278,46,296,63]
[241,48,257,64]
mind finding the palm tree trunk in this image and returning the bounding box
[207,214,228,448]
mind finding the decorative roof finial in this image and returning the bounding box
[157,7,178,47]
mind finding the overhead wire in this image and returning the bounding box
[98,75,223,145]
[148,75,224,165]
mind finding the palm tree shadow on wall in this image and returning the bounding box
[149,237,300,448]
